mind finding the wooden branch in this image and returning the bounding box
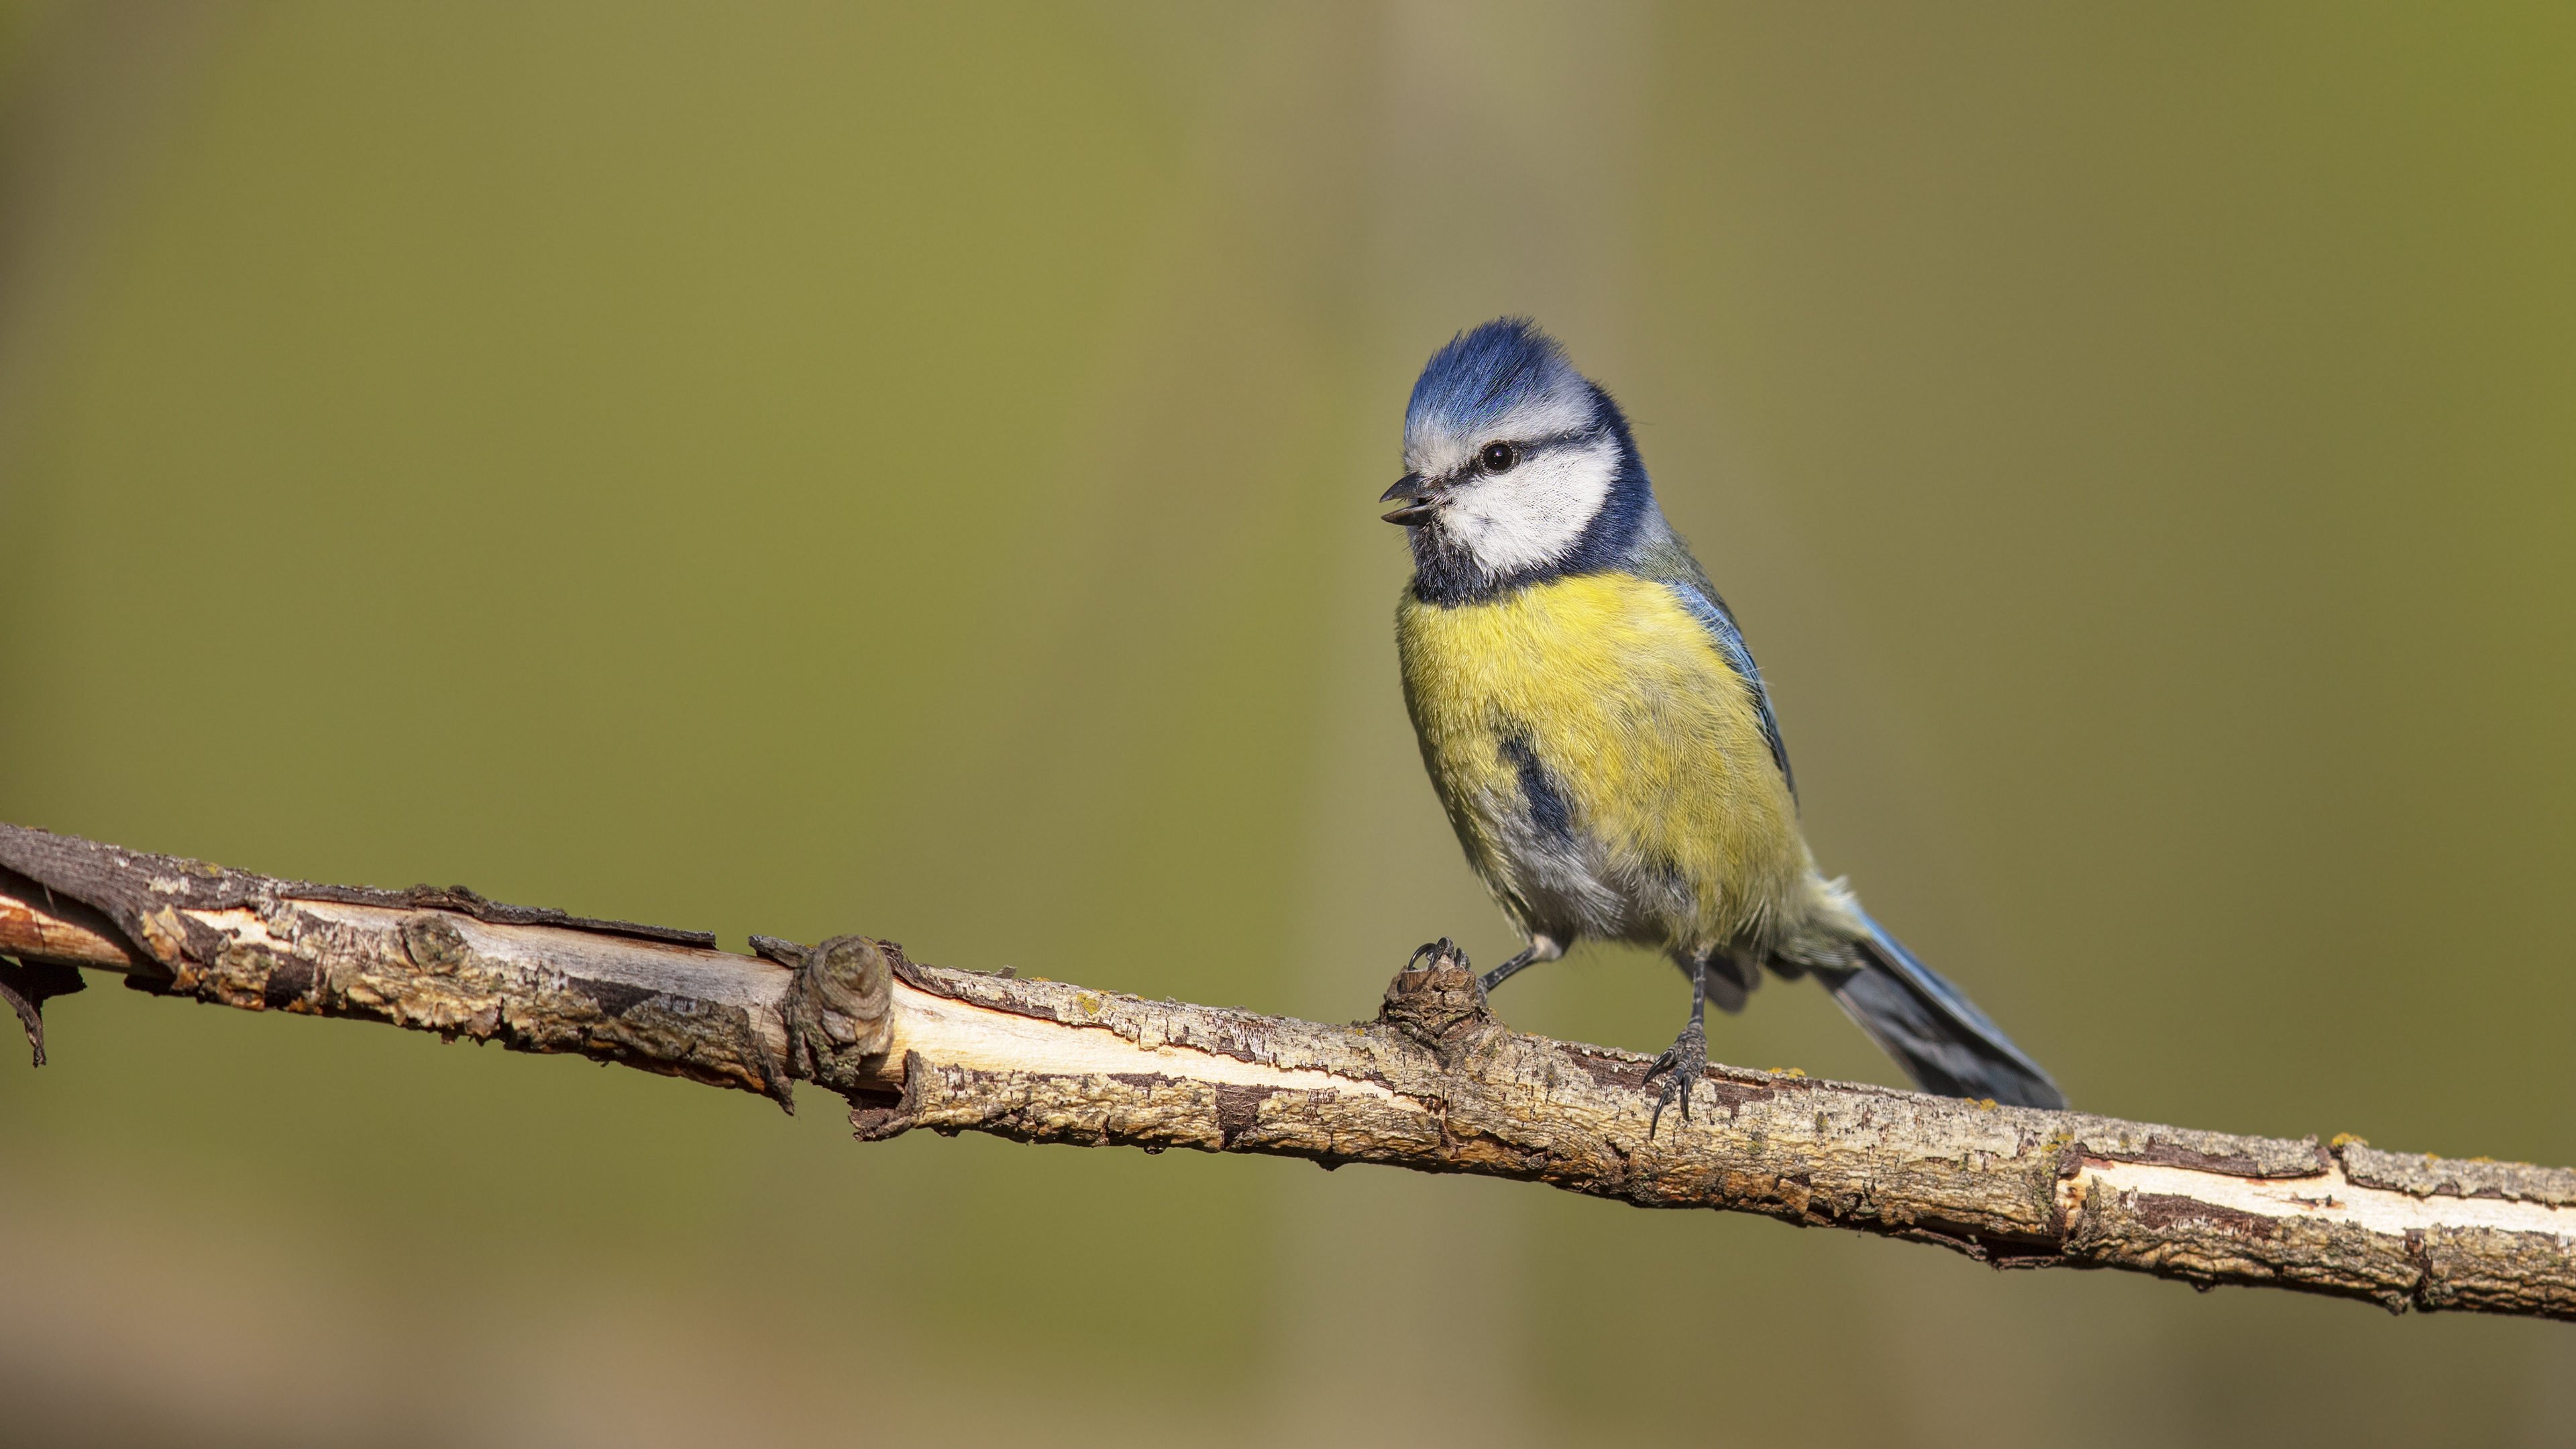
[5,823,2571,1321]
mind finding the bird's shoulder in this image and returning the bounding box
[1621,543,1796,796]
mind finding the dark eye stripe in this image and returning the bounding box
[1453,426,1602,479]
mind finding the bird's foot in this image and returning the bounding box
[1641,1018,1708,1140]
[1405,937,1470,974]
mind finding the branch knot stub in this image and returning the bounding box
[1379,938,1496,1066]
[782,934,894,1100]
[400,913,472,973]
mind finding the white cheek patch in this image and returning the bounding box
[1440,435,1618,576]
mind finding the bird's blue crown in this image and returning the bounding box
[1405,317,1591,454]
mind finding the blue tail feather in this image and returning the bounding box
[1828,912,2065,1110]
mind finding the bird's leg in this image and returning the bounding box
[1477,934,1562,994]
[1642,953,1710,1139]
[1479,947,1538,994]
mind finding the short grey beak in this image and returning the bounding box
[1379,473,1437,526]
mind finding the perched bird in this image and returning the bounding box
[1383,318,2065,1128]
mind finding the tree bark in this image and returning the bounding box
[4,822,2570,1322]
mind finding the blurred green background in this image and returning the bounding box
[3,2,2572,1444]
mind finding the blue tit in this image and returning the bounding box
[1381,317,2065,1126]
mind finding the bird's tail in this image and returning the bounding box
[1824,912,2065,1110]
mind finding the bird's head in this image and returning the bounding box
[1381,317,1654,600]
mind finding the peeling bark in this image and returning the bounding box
[3,822,2571,1322]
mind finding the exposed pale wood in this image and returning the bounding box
[4,821,2571,1322]
[0,890,131,968]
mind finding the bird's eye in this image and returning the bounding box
[1479,441,1519,474]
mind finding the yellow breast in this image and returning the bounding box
[1396,572,1805,951]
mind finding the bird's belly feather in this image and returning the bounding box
[1397,572,1804,952]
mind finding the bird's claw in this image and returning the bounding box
[1642,1018,1708,1140]
[1405,937,1470,974]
